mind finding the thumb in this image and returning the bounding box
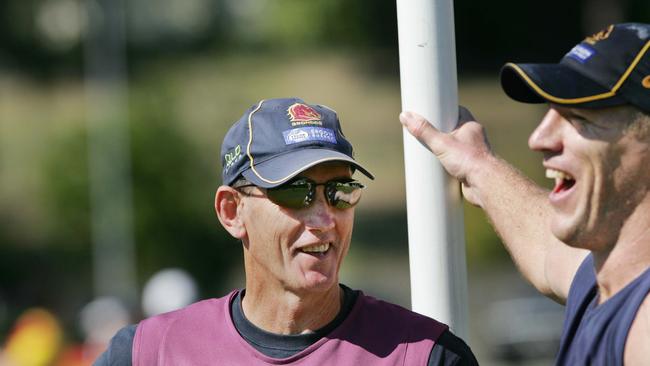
[458,105,475,124]
[399,111,445,155]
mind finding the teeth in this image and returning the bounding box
[301,243,330,253]
[546,168,575,189]
[546,169,574,181]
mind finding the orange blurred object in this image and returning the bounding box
[54,345,95,366]
[2,308,63,366]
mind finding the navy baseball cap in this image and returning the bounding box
[501,23,650,113]
[220,98,374,188]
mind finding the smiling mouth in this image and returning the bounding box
[300,243,331,254]
[546,169,576,194]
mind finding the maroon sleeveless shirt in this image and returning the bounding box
[133,291,448,365]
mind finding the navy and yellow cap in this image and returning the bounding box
[501,23,650,113]
[220,97,374,188]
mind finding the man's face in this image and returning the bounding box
[528,105,650,250]
[238,162,356,294]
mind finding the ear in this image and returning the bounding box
[215,186,246,239]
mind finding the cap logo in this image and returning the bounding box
[566,44,595,63]
[584,24,614,45]
[287,103,322,126]
[282,127,337,145]
[224,144,242,172]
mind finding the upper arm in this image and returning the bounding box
[93,324,137,366]
[471,156,589,304]
[543,241,589,304]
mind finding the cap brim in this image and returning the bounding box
[242,148,374,188]
[500,63,627,108]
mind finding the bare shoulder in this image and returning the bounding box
[624,293,650,365]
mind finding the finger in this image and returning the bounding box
[399,111,444,153]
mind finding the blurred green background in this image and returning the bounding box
[1,0,649,365]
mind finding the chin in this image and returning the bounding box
[551,199,597,245]
[552,217,606,251]
[299,273,338,292]
[551,218,582,247]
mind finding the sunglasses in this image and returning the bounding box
[237,178,364,209]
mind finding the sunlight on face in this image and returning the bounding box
[530,105,650,250]
[239,162,357,294]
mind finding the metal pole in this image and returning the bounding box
[396,0,469,337]
[84,0,137,310]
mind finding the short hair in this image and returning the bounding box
[231,176,256,195]
[624,106,650,140]
[231,176,250,188]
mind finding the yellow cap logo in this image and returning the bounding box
[584,24,614,45]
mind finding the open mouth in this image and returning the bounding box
[300,243,331,256]
[546,169,575,194]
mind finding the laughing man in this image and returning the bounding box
[401,23,650,365]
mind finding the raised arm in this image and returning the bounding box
[399,110,587,303]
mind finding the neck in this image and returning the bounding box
[241,281,342,335]
[592,201,650,303]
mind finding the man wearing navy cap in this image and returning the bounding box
[401,23,650,365]
[95,98,478,365]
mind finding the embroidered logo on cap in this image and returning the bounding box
[584,24,614,45]
[567,44,595,63]
[224,144,242,173]
[283,127,337,145]
[287,103,322,126]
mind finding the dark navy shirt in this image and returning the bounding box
[555,255,650,366]
[94,285,478,366]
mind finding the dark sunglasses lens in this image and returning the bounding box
[326,181,363,209]
[267,183,312,209]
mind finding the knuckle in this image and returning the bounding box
[411,117,429,137]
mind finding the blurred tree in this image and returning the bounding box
[1,0,649,77]
[127,88,238,298]
[1,84,240,325]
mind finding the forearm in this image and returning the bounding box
[397,110,586,301]
[470,155,576,301]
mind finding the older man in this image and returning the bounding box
[95,97,477,365]
[401,23,650,365]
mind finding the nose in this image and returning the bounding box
[528,108,564,153]
[303,187,336,231]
